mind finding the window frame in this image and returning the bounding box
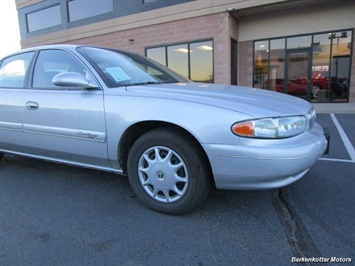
[143,0,159,3]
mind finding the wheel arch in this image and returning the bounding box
[118,121,214,185]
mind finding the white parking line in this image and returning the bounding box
[319,157,354,163]
[319,114,355,163]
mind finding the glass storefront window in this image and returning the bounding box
[147,40,214,83]
[190,41,213,83]
[27,5,61,32]
[269,39,285,92]
[287,36,312,49]
[68,0,113,22]
[167,44,189,79]
[146,47,166,65]
[254,30,352,103]
[312,33,331,99]
[329,30,352,101]
[254,41,269,89]
[313,33,331,72]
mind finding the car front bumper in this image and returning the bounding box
[203,123,328,190]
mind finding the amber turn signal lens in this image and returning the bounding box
[232,121,254,136]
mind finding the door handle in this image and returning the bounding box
[25,101,39,110]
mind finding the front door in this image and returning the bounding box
[285,49,312,101]
[21,49,109,168]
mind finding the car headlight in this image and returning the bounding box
[306,107,316,130]
[231,116,307,139]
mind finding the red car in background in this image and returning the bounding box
[291,71,343,98]
[263,71,345,100]
[312,71,330,90]
[264,79,307,96]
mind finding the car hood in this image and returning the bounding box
[125,83,312,117]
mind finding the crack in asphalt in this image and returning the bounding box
[272,188,322,260]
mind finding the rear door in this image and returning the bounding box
[21,49,110,167]
[0,52,34,151]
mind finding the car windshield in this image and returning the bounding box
[77,47,190,88]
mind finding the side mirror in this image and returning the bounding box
[52,72,99,89]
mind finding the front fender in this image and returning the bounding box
[103,94,251,169]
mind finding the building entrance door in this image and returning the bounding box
[285,49,312,101]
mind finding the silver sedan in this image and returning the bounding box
[0,45,328,214]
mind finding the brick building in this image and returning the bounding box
[16,0,355,104]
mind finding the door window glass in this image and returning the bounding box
[0,52,34,88]
[32,50,87,88]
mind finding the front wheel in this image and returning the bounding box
[127,128,211,215]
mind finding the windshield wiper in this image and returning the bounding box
[125,81,161,86]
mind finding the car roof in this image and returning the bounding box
[0,44,132,60]
[0,44,79,60]
[20,44,79,53]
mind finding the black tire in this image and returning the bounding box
[127,127,211,215]
[0,153,3,162]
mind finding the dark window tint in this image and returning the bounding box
[0,52,34,88]
[68,0,113,22]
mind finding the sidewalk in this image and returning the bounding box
[312,103,355,114]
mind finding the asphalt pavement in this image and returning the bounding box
[0,113,354,265]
